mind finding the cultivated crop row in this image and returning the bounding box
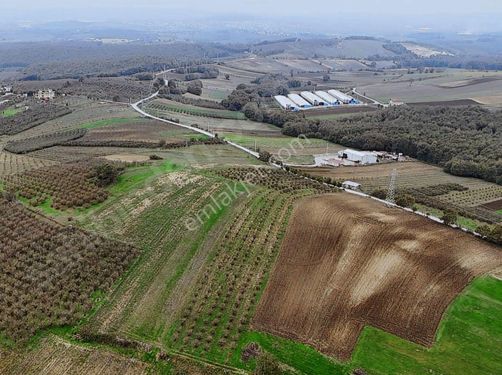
[169,189,299,363]
[3,162,109,209]
[146,102,246,120]
[217,167,337,194]
[0,103,71,135]
[4,129,87,154]
[0,152,57,178]
[0,198,139,341]
[439,185,502,207]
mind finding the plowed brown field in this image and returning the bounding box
[253,194,502,360]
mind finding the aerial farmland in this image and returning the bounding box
[0,2,502,375]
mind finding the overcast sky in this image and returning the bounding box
[1,0,502,34]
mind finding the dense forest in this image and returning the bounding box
[282,106,502,184]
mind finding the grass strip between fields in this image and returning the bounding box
[0,107,23,118]
[79,116,143,129]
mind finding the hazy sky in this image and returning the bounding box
[2,0,502,34]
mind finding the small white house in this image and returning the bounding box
[342,181,361,190]
[339,149,378,164]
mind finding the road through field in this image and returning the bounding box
[131,93,259,158]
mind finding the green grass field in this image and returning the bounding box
[80,117,142,129]
[351,277,502,375]
[0,107,22,117]
[229,277,502,374]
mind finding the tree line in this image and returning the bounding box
[282,106,502,184]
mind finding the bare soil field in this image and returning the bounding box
[303,105,377,118]
[103,154,151,163]
[253,194,502,360]
[322,59,369,71]
[481,198,502,211]
[407,99,480,106]
[359,70,502,106]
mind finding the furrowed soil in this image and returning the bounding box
[253,193,502,360]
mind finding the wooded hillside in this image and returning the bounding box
[283,106,502,184]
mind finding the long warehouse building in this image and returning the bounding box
[300,91,327,106]
[288,94,312,108]
[314,91,340,105]
[328,89,358,104]
[274,95,299,111]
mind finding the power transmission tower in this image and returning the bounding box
[386,168,397,205]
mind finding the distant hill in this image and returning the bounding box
[250,37,397,59]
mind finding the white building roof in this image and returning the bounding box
[274,95,298,110]
[328,89,354,103]
[344,149,369,157]
[300,91,326,105]
[288,94,311,107]
[314,91,339,104]
[342,180,361,188]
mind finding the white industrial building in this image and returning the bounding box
[328,89,358,104]
[338,149,377,164]
[300,91,327,106]
[314,91,340,105]
[274,95,299,111]
[288,94,312,108]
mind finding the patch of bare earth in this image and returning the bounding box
[103,154,150,163]
[253,193,502,360]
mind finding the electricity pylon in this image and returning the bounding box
[386,168,397,205]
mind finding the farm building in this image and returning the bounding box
[328,89,359,104]
[288,94,312,108]
[274,95,299,111]
[35,89,55,101]
[314,91,340,105]
[339,149,378,164]
[300,91,327,106]
[342,181,361,190]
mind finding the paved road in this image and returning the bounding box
[131,92,260,158]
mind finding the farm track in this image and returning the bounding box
[253,193,502,360]
[131,93,260,159]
